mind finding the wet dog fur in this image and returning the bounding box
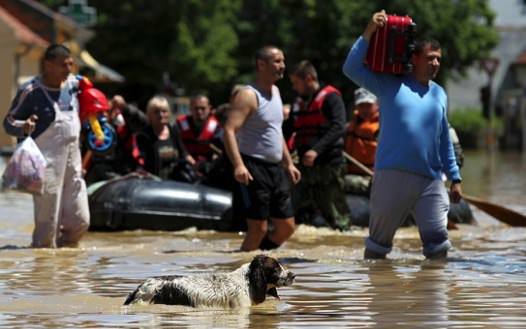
[123,254,295,308]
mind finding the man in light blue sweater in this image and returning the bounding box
[342,10,462,259]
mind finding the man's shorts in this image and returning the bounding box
[239,154,294,220]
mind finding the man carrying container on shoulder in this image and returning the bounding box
[342,10,462,260]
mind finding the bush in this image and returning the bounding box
[449,108,486,148]
[449,107,504,149]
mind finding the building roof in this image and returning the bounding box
[0,5,47,47]
[0,0,124,83]
[79,49,125,82]
[0,0,78,42]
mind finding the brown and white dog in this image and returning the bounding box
[123,255,295,308]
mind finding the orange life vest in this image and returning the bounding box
[292,85,341,148]
[176,114,220,159]
[345,110,379,174]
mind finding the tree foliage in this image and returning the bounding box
[81,0,241,106]
[41,0,498,107]
[383,0,498,83]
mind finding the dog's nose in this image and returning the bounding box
[288,272,296,280]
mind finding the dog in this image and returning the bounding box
[123,254,295,308]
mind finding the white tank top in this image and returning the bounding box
[237,84,284,163]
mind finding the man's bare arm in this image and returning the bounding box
[223,88,256,185]
[282,139,301,184]
[282,139,294,168]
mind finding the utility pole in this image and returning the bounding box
[480,57,500,151]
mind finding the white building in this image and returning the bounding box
[447,0,526,150]
[448,0,526,111]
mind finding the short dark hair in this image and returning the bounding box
[414,38,441,55]
[190,94,209,103]
[43,44,71,61]
[255,45,281,63]
[290,60,318,81]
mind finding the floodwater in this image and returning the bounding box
[0,150,525,328]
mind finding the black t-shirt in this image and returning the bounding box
[136,124,188,179]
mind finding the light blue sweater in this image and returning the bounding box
[342,36,460,181]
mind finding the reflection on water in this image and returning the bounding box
[1,151,526,328]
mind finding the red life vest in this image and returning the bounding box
[127,134,144,167]
[345,110,379,174]
[292,85,341,148]
[176,114,220,159]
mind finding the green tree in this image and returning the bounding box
[383,0,498,84]
[170,1,240,94]
[233,0,497,103]
[82,0,240,106]
[231,1,376,102]
[41,0,498,107]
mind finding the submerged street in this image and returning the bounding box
[0,150,525,328]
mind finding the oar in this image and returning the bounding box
[209,143,223,156]
[460,194,526,227]
[342,151,526,226]
[343,152,374,176]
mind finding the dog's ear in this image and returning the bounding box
[248,255,269,304]
[266,287,280,299]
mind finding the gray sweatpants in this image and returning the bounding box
[365,169,451,257]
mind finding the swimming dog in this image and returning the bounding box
[123,254,295,308]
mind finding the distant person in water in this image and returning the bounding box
[288,60,351,230]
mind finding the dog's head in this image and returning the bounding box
[248,254,295,304]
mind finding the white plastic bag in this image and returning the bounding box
[2,137,47,195]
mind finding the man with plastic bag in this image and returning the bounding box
[2,44,90,248]
[2,137,47,195]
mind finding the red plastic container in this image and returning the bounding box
[366,15,416,74]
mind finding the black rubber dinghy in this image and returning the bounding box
[345,194,475,227]
[88,174,234,231]
[88,174,474,231]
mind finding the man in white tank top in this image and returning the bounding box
[224,46,301,251]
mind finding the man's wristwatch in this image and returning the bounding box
[452,178,462,184]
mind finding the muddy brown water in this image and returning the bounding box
[1,151,525,328]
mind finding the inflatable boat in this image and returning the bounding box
[298,194,474,228]
[88,174,474,232]
[88,174,234,231]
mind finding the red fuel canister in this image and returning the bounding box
[366,15,416,74]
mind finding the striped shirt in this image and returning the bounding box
[3,75,79,139]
